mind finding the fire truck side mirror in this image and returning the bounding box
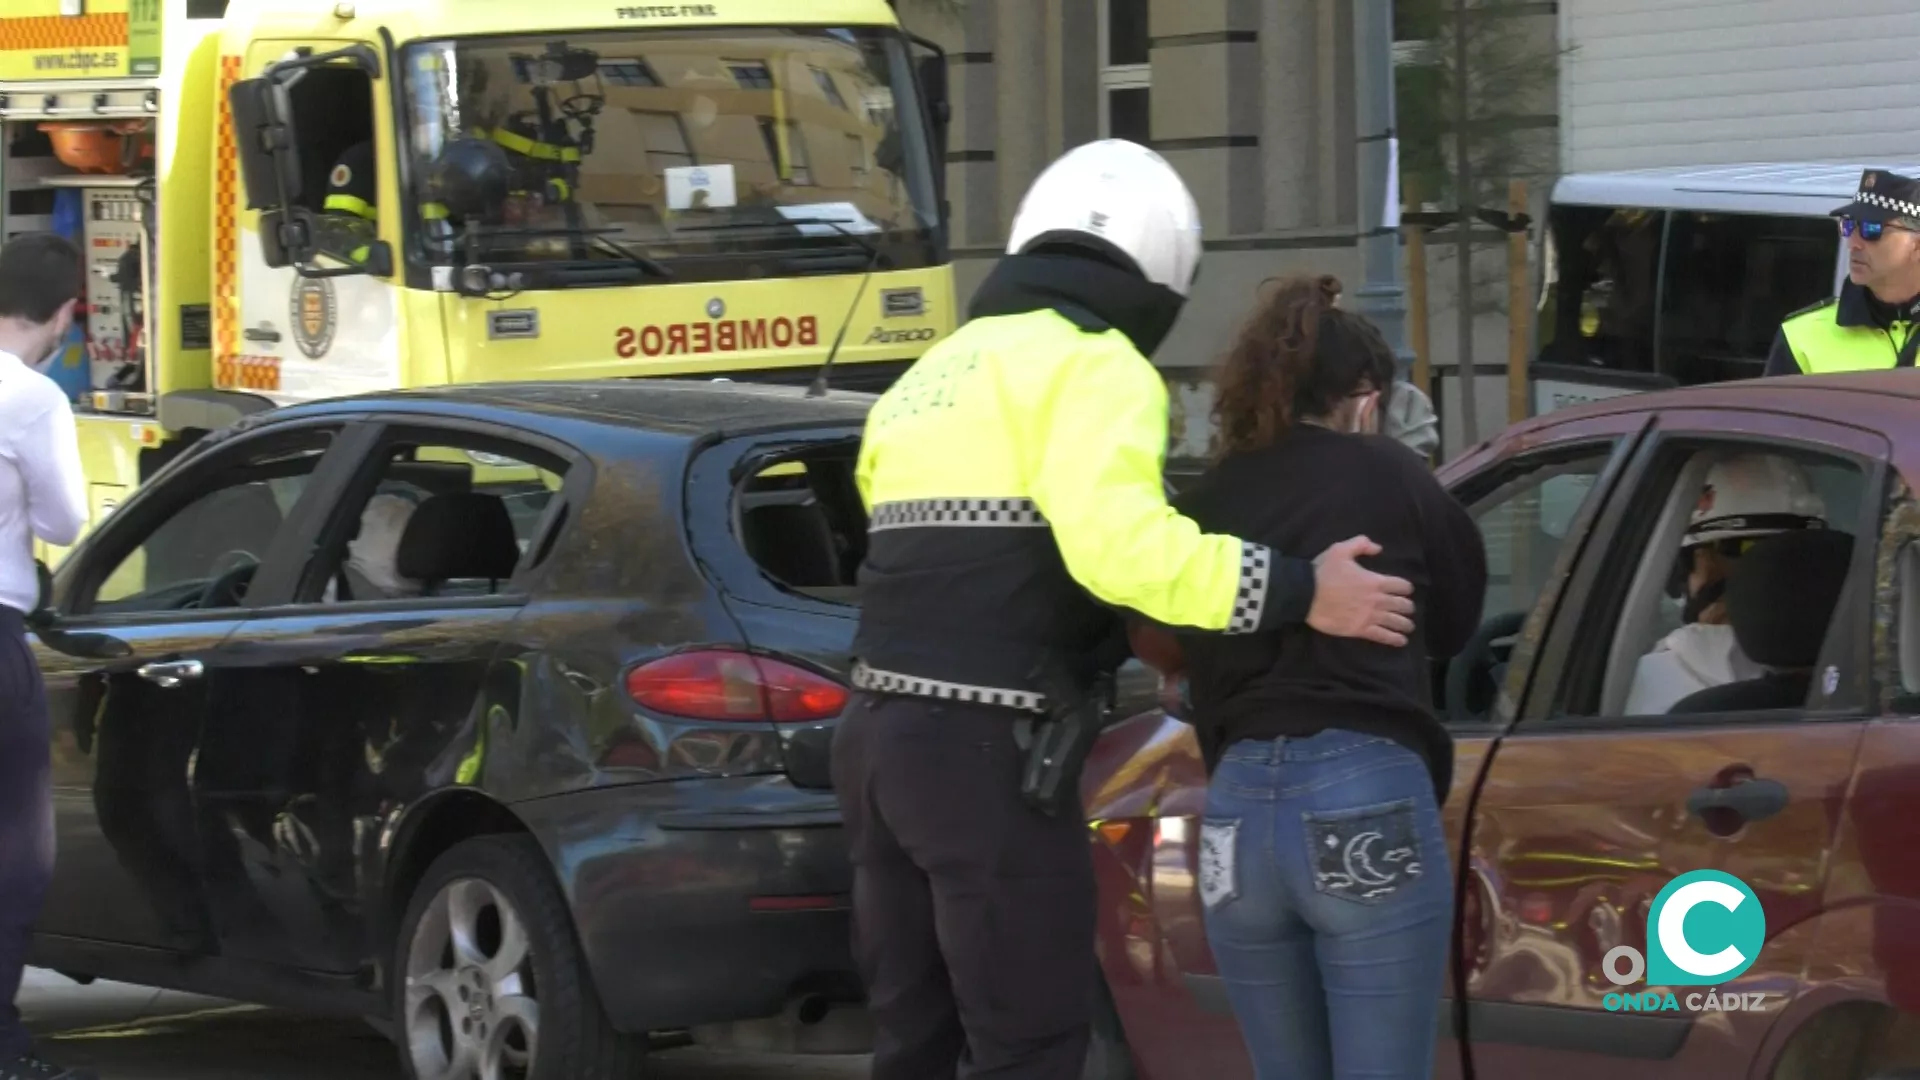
[907,33,951,237]
[228,76,305,213]
[916,55,950,130]
[255,208,306,270]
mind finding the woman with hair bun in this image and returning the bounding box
[1131,274,1488,1079]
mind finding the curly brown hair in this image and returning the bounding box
[1211,273,1398,458]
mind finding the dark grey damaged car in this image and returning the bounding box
[25,380,890,1079]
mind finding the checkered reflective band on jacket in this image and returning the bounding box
[849,307,1309,710]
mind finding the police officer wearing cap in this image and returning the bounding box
[832,139,1418,1080]
[1766,168,1920,376]
[317,140,378,264]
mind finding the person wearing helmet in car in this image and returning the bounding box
[316,140,378,265]
[830,138,1419,1080]
[1623,453,1828,715]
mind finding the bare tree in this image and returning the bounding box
[1396,0,1568,441]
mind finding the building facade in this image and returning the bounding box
[895,0,1552,461]
[1559,0,1920,174]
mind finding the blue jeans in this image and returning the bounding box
[1199,729,1452,1080]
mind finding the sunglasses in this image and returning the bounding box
[1839,217,1916,241]
[1689,537,1762,558]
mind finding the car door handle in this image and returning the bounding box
[1687,776,1789,824]
[137,659,204,688]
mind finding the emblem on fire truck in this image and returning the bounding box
[289,277,338,359]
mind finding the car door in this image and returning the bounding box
[29,418,360,964]
[1446,410,1887,1080]
[1077,411,1649,1080]
[190,416,580,973]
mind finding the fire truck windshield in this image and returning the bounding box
[399,27,942,286]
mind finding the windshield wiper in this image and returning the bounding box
[674,217,888,261]
[462,223,674,280]
[584,230,674,280]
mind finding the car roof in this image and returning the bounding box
[1494,370,1920,444]
[274,378,878,437]
[1553,160,1920,217]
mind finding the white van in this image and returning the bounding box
[1530,160,1920,416]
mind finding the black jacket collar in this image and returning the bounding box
[1835,278,1920,328]
[965,253,1187,356]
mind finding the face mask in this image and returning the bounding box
[1350,391,1380,435]
[26,331,61,372]
[1683,577,1727,624]
[30,305,74,371]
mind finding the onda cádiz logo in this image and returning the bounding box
[1602,870,1773,1014]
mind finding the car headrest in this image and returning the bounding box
[744,502,843,587]
[385,460,474,497]
[1724,529,1855,669]
[395,491,521,584]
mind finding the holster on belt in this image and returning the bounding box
[1014,656,1115,818]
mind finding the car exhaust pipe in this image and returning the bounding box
[792,993,831,1025]
[690,991,873,1055]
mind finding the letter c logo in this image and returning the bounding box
[1646,870,1766,986]
[1657,880,1747,978]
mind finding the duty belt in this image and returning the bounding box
[850,661,1048,713]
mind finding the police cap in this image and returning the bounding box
[1831,168,1920,225]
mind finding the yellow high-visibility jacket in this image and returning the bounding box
[851,307,1314,713]
[1765,281,1920,376]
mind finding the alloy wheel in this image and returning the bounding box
[403,877,539,1080]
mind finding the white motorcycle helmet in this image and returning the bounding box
[1683,453,1828,549]
[1004,139,1204,297]
[1666,452,1828,612]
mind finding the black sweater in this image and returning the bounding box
[1170,425,1488,802]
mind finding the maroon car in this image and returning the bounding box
[1081,370,1920,1080]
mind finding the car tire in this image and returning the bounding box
[392,834,646,1080]
[1083,974,1136,1080]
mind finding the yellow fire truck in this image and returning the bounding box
[1,0,956,557]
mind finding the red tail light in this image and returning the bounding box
[625,649,849,723]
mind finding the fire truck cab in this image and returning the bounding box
[1,0,956,561]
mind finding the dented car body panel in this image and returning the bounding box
[1084,370,1920,1079]
[25,380,878,1036]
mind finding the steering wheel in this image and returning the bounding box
[560,92,604,118]
[195,552,260,610]
[1446,610,1529,727]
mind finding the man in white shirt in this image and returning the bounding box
[1623,453,1828,716]
[0,233,92,1080]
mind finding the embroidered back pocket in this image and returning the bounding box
[1301,797,1424,905]
[1198,817,1240,909]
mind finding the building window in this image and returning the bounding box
[729,61,776,90]
[601,59,661,87]
[633,110,694,172]
[847,133,868,180]
[812,67,850,110]
[1099,0,1151,143]
[758,118,815,185]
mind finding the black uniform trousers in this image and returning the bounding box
[832,691,1096,1080]
[0,606,52,1062]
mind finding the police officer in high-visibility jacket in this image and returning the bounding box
[830,139,1419,1080]
[1765,168,1920,376]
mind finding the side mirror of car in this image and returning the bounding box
[28,558,132,660]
